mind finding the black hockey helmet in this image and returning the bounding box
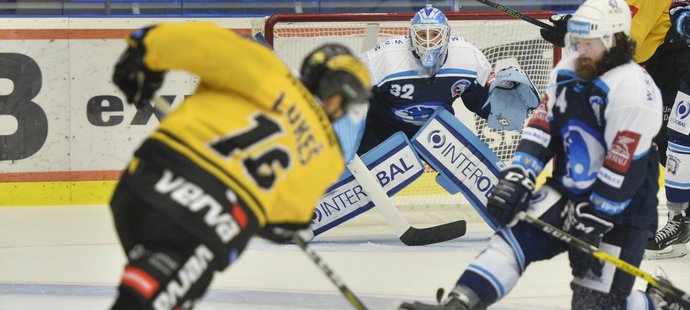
[299,43,371,116]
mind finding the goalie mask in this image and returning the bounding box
[300,44,371,122]
[565,0,631,53]
[410,4,450,77]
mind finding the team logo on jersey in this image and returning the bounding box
[667,155,680,176]
[563,128,602,189]
[608,0,619,8]
[451,79,471,97]
[605,131,641,173]
[393,102,446,126]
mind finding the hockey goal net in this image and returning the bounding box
[252,12,560,226]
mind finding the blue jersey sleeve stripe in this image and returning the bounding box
[437,68,477,76]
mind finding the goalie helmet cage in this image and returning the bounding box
[252,11,560,227]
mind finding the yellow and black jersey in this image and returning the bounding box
[139,22,344,227]
[627,0,672,63]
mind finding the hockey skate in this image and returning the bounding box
[646,266,688,310]
[399,288,483,310]
[645,211,690,260]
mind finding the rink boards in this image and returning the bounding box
[0,18,252,205]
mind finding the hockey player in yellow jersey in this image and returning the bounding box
[108,22,370,309]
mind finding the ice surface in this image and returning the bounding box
[1,205,688,310]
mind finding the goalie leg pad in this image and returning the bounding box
[412,109,504,230]
[310,132,424,237]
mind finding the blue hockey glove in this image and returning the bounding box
[483,66,539,131]
[487,165,536,226]
[112,26,166,109]
[540,14,571,47]
[563,201,613,278]
[674,9,690,42]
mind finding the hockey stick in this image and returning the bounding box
[473,0,555,30]
[516,211,690,308]
[152,96,172,114]
[348,154,467,246]
[292,234,369,310]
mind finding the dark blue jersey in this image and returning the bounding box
[514,54,663,229]
[357,36,492,154]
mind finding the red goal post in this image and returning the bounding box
[251,11,561,226]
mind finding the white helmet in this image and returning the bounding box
[566,0,631,52]
[410,4,450,76]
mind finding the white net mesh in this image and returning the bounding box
[252,12,558,226]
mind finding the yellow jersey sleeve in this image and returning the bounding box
[627,0,672,63]
[142,22,288,110]
[140,22,345,226]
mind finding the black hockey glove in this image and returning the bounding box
[487,165,536,227]
[257,222,310,244]
[563,201,613,278]
[112,26,166,109]
[540,14,571,47]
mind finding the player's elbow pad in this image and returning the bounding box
[482,67,539,131]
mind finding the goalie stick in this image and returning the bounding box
[153,96,171,114]
[517,211,690,308]
[292,234,369,310]
[473,0,555,30]
[348,154,467,246]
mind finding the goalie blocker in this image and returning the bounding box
[308,109,501,242]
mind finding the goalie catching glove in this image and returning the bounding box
[563,201,613,278]
[483,66,539,131]
[112,26,166,109]
[487,165,536,227]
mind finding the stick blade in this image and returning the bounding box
[398,220,467,246]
